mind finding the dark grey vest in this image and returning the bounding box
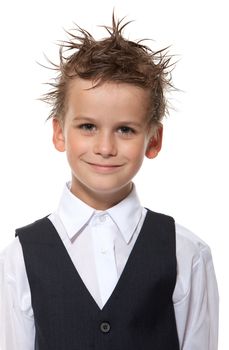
[16,210,180,349]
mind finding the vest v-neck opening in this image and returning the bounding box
[50,210,152,313]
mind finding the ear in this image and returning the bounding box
[145,125,163,159]
[52,118,65,152]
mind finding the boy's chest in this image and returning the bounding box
[17,210,177,310]
[16,211,180,349]
[65,211,140,309]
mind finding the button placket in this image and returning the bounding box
[91,213,118,306]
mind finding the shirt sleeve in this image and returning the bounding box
[174,243,219,350]
[0,239,35,350]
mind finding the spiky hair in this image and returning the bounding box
[41,14,175,123]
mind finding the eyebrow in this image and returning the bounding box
[73,116,96,122]
[73,116,142,128]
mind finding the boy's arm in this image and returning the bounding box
[174,244,219,350]
[0,240,35,350]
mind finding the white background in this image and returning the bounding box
[0,0,228,348]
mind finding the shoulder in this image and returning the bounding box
[15,216,59,247]
[0,238,28,302]
[16,216,51,238]
[0,237,25,276]
[0,217,52,276]
[174,223,214,303]
[175,223,212,265]
[0,237,34,318]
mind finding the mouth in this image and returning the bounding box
[84,161,123,173]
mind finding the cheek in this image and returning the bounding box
[65,133,89,156]
[122,139,146,163]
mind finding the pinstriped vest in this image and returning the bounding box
[16,210,180,350]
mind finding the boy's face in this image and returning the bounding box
[53,78,162,209]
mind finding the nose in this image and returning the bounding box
[93,131,117,157]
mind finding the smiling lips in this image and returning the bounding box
[85,161,123,173]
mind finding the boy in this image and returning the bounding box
[0,15,218,350]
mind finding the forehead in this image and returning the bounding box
[65,78,151,122]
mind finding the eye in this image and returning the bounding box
[117,126,135,135]
[78,123,96,132]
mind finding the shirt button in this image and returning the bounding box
[99,215,107,222]
[100,321,111,333]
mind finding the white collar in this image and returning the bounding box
[57,182,143,244]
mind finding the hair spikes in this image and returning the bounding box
[40,14,177,123]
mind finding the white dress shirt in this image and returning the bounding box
[0,183,219,350]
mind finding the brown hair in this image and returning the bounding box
[41,14,176,124]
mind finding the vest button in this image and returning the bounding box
[100,321,111,333]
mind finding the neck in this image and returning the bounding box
[70,182,133,210]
